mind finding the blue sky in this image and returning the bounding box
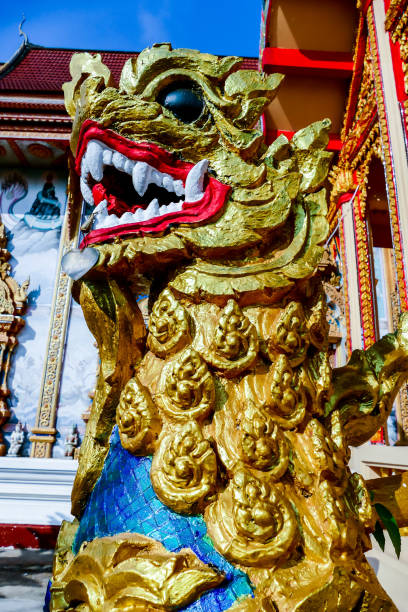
[0,0,261,62]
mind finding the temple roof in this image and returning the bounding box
[0,42,258,145]
[0,42,258,92]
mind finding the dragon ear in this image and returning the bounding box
[63,53,113,117]
[224,71,284,129]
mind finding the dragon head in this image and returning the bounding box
[63,44,332,304]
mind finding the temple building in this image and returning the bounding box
[0,0,408,607]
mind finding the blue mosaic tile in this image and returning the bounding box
[74,426,253,611]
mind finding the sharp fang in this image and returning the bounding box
[185,159,209,202]
[162,176,175,192]
[86,141,104,182]
[146,198,160,219]
[132,162,151,196]
[80,178,93,205]
[151,170,163,187]
[81,157,90,178]
[173,180,184,197]
[94,199,108,215]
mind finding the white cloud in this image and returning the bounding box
[137,5,170,47]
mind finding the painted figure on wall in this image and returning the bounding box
[48,45,408,611]
[7,421,25,456]
[0,171,64,255]
[64,425,79,458]
[25,174,62,229]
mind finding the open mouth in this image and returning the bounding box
[76,121,230,247]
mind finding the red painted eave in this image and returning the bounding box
[262,47,354,79]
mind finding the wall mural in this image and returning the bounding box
[0,168,98,456]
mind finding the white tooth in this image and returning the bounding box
[132,162,151,196]
[86,141,104,181]
[93,199,108,215]
[103,149,112,166]
[120,211,134,224]
[185,159,209,202]
[125,159,134,174]
[106,214,120,228]
[150,169,162,187]
[112,151,127,172]
[97,213,120,229]
[164,202,176,213]
[162,175,175,192]
[132,208,143,222]
[93,215,107,230]
[96,216,112,229]
[173,180,184,197]
[80,178,93,204]
[81,157,90,178]
[159,204,168,216]
[145,198,160,219]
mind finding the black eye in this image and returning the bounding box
[157,82,204,123]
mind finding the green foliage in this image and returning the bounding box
[372,519,385,552]
[371,500,401,559]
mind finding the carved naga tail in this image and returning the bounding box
[49,44,408,611]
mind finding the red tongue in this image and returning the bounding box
[92,184,138,216]
[92,184,107,206]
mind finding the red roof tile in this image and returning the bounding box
[0,44,258,93]
[0,45,134,91]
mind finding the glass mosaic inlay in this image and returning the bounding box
[74,426,253,611]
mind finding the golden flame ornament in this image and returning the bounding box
[147,288,191,358]
[157,347,215,422]
[116,376,161,454]
[268,301,309,366]
[151,421,218,514]
[206,467,297,566]
[203,300,259,377]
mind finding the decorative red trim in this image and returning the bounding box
[47,139,69,151]
[387,31,408,103]
[0,113,71,123]
[0,523,60,549]
[368,5,408,310]
[337,191,355,209]
[264,0,273,45]
[7,138,28,165]
[262,47,353,78]
[343,17,367,137]
[265,129,342,151]
[360,0,373,15]
[352,169,376,351]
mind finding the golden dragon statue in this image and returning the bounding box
[49,44,408,611]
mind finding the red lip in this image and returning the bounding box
[76,120,230,247]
